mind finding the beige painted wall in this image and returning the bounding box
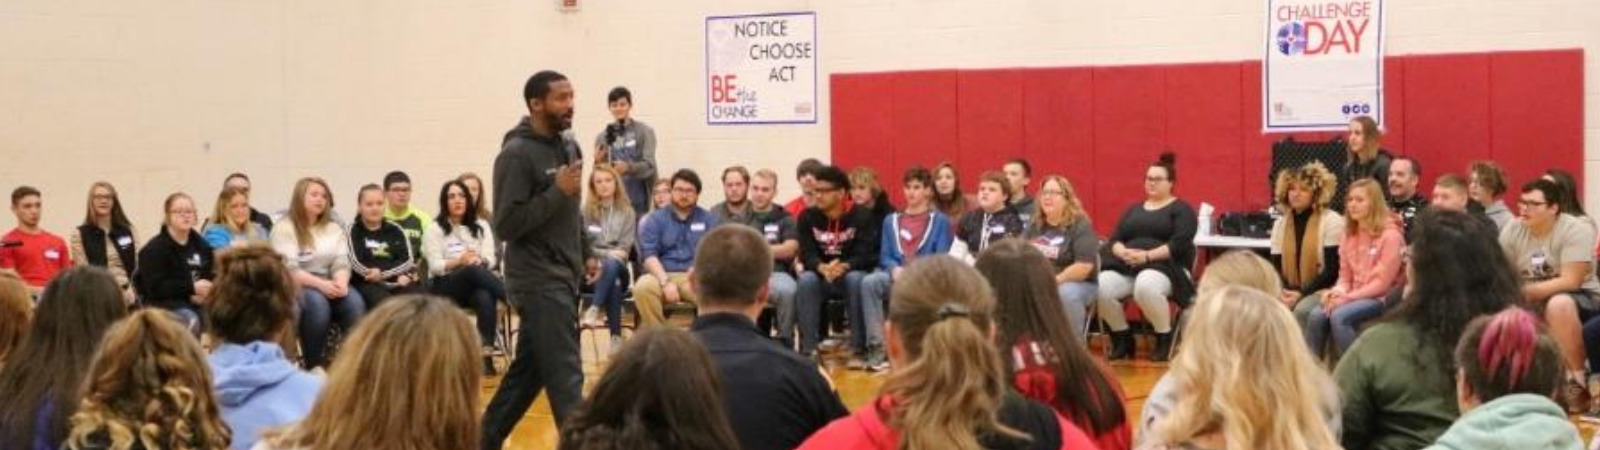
[1,0,1595,236]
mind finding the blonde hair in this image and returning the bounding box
[263,295,481,450]
[162,192,194,229]
[1197,251,1283,298]
[882,256,1025,450]
[457,172,492,221]
[0,272,30,366]
[1344,179,1392,236]
[849,166,884,198]
[65,310,231,450]
[209,187,251,236]
[1274,162,1337,212]
[1032,175,1086,229]
[1349,116,1383,161]
[1152,286,1339,449]
[584,165,633,221]
[288,177,334,250]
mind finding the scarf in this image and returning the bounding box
[1279,209,1323,289]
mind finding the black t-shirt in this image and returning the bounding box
[746,206,800,274]
[693,313,848,450]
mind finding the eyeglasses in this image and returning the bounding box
[1039,189,1067,197]
[670,187,699,194]
[814,185,842,194]
[169,209,197,216]
[1518,200,1549,208]
[91,194,115,201]
[387,187,411,193]
[1145,176,1169,183]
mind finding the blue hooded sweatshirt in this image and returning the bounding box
[209,341,323,450]
[1422,393,1581,450]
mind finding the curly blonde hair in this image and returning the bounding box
[65,310,231,450]
[1273,161,1337,212]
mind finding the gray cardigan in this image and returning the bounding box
[585,203,636,257]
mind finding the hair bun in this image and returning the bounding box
[1157,152,1176,166]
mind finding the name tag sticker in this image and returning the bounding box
[690,223,707,232]
[116,236,134,247]
[989,225,1006,234]
[44,249,60,260]
[764,224,779,233]
[899,229,913,241]
[365,239,382,249]
[587,225,603,234]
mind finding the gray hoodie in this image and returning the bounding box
[494,117,595,292]
[1424,394,1581,450]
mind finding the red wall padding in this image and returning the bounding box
[830,49,1585,235]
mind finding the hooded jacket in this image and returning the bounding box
[210,342,323,450]
[493,117,594,292]
[1423,394,1580,450]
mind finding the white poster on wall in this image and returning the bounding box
[705,11,817,125]
[1263,0,1384,132]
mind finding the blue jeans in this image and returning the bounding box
[858,271,893,353]
[796,270,866,354]
[769,272,799,348]
[298,287,366,368]
[1058,281,1096,342]
[590,257,628,337]
[1305,296,1384,354]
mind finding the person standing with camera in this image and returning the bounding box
[594,86,658,215]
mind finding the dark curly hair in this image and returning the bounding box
[1382,209,1520,371]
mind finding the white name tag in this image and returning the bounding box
[446,241,468,260]
[188,254,202,267]
[989,225,1006,234]
[625,139,638,147]
[116,236,134,247]
[365,238,383,249]
[44,249,60,260]
[764,224,779,233]
[690,223,707,232]
[1049,236,1065,246]
[586,225,603,234]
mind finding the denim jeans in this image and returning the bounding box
[298,287,366,368]
[588,257,628,336]
[430,265,506,345]
[1305,297,1384,354]
[796,270,866,354]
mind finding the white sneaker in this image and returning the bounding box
[581,306,602,328]
[609,335,624,356]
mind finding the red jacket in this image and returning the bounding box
[799,395,1101,450]
[1011,340,1132,450]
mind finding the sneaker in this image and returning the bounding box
[865,347,889,372]
[609,335,624,357]
[581,306,602,328]
[483,343,505,357]
[819,338,844,353]
[1562,376,1591,414]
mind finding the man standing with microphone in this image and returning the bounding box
[482,70,597,450]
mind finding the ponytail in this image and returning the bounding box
[881,257,1028,450]
[1456,308,1564,403]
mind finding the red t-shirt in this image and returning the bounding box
[896,211,932,264]
[0,228,72,287]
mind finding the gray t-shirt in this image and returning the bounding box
[1025,218,1098,274]
[1499,213,1600,301]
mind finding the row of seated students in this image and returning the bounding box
[0,216,1587,450]
[0,170,506,370]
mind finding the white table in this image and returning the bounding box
[1194,234,1272,250]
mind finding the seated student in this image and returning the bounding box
[594,86,660,215]
[134,193,216,333]
[580,166,636,348]
[1338,210,1517,450]
[1304,178,1404,356]
[458,172,493,222]
[785,158,826,218]
[1431,173,1497,229]
[270,177,365,369]
[800,256,1098,450]
[1096,153,1198,362]
[689,226,848,450]
[711,166,755,226]
[381,170,430,263]
[1468,161,1514,230]
[650,178,672,212]
[1141,286,1341,450]
[1024,175,1099,342]
[1387,156,1429,239]
[1143,251,1344,445]
[1,186,73,294]
[1335,115,1394,214]
[740,169,803,347]
[850,167,895,233]
[0,267,127,450]
[795,165,878,357]
[423,180,504,353]
[69,182,138,302]
[950,171,1026,263]
[1424,308,1583,450]
[348,184,419,308]
[933,161,976,219]
[62,310,232,450]
[1500,179,1600,412]
[636,169,719,327]
[859,166,953,370]
[206,244,322,450]
[1003,158,1038,222]
[559,327,741,450]
[0,273,28,369]
[1270,163,1344,322]
[977,239,1130,450]
[203,186,270,251]
[221,173,276,233]
[256,295,483,450]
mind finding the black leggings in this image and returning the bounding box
[429,265,505,345]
